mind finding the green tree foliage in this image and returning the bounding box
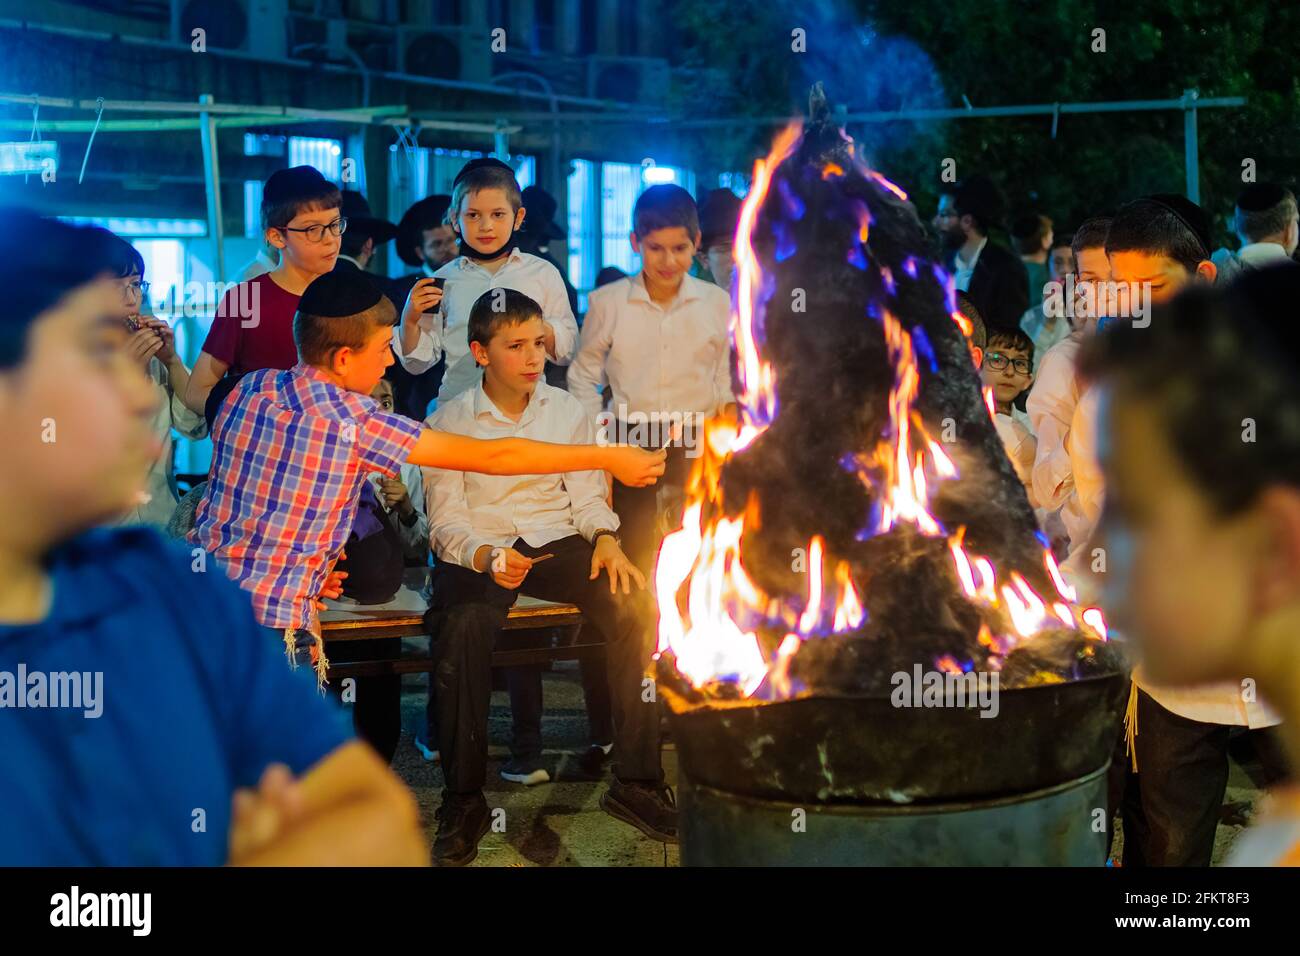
[670,0,1297,244]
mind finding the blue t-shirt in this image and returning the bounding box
[0,527,351,865]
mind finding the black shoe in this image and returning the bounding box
[500,755,551,786]
[433,790,491,867]
[566,743,611,780]
[600,779,678,844]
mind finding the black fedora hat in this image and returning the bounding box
[339,190,398,244]
[520,185,565,240]
[394,194,452,267]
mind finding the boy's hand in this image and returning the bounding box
[142,318,177,363]
[607,446,667,488]
[487,547,533,590]
[378,476,413,517]
[403,278,443,327]
[126,327,163,367]
[314,550,348,610]
[541,322,557,358]
[228,763,307,864]
[590,536,645,595]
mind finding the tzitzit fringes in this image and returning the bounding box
[1123,680,1140,772]
[312,632,330,693]
[282,627,298,668]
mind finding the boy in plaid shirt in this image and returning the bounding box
[191,270,664,680]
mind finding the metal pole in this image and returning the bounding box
[199,93,226,283]
[1183,88,1200,204]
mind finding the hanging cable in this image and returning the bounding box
[78,97,105,185]
[25,92,40,184]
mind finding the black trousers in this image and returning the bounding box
[426,534,661,795]
[504,646,613,760]
[326,638,401,765]
[611,427,695,576]
[1118,689,1232,867]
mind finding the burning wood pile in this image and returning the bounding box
[655,89,1124,706]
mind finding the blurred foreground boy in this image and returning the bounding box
[1084,266,1299,865]
[0,210,425,865]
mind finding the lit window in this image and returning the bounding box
[244,180,264,238]
[60,216,206,237]
[288,136,343,181]
[567,159,596,311]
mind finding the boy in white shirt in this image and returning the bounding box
[979,328,1037,503]
[393,158,578,406]
[1026,216,1112,553]
[422,289,674,866]
[567,185,736,573]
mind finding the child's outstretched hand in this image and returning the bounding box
[608,446,666,488]
[402,278,443,327]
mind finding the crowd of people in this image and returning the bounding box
[2,147,1299,869]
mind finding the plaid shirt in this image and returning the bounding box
[190,363,423,633]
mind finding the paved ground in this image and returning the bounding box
[392,661,680,867]
[387,662,1263,867]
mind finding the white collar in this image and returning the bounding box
[456,247,525,272]
[955,236,988,270]
[472,379,549,425]
[627,270,701,308]
[1238,242,1292,265]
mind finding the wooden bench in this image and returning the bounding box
[320,567,600,679]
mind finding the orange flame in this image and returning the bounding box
[654,123,1108,698]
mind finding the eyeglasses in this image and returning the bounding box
[121,279,150,299]
[985,351,1031,375]
[278,217,348,243]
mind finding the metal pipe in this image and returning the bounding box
[1183,88,1200,203]
[198,94,226,283]
[0,116,521,133]
[391,94,1247,128]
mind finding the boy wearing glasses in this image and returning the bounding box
[979,328,1037,501]
[183,166,350,416]
[104,233,208,529]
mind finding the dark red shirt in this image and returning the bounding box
[200,272,301,374]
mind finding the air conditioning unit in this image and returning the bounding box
[180,0,291,61]
[586,56,672,106]
[396,27,493,84]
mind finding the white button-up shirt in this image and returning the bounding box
[1237,241,1293,269]
[421,381,618,570]
[565,272,733,423]
[952,236,987,292]
[392,249,578,404]
[1026,330,1087,541]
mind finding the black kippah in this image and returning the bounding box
[298,270,383,318]
[453,157,514,187]
[1145,193,1212,257]
[264,165,335,205]
[1236,182,1290,212]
